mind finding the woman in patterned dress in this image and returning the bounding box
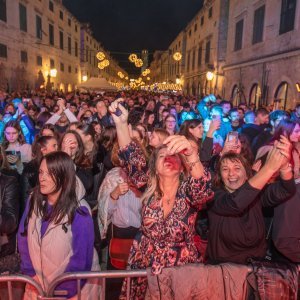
[109,99,214,299]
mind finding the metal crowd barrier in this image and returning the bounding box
[47,270,147,300]
[0,274,44,299]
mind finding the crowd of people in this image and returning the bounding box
[0,88,299,299]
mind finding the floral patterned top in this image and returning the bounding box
[118,142,214,274]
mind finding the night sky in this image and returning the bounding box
[63,0,203,75]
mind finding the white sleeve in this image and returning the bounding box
[46,113,61,125]
[64,108,78,123]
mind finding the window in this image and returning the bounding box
[249,84,262,107]
[86,46,89,62]
[198,46,202,67]
[253,5,265,44]
[68,18,71,26]
[75,24,78,32]
[68,37,71,54]
[186,52,190,72]
[205,40,211,63]
[68,65,71,73]
[0,0,7,22]
[19,3,27,32]
[37,55,42,66]
[0,43,7,58]
[75,41,78,57]
[192,49,196,70]
[208,7,213,18]
[50,58,55,68]
[49,1,54,12]
[59,31,64,50]
[21,51,28,63]
[188,29,191,37]
[49,24,54,46]
[201,16,204,26]
[36,15,42,40]
[194,23,197,32]
[279,0,297,34]
[60,62,64,72]
[275,82,289,110]
[59,10,63,20]
[75,67,78,73]
[234,19,244,51]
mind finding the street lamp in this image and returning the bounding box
[206,71,214,81]
[82,75,88,82]
[206,71,214,94]
[46,68,57,92]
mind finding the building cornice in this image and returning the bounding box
[223,48,300,71]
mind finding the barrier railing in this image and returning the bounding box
[47,270,147,300]
[0,274,44,299]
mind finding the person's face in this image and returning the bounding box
[162,111,169,121]
[45,98,52,107]
[94,124,102,135]
[70,106,77,114]
[83,110,92,118]
[146,101,155,111]
[230,111,239,122]
[41,129,54,137]
[238,109,244,120]
[158,105,165,116]
[5,105,14,114]
[257,114,269,125]
[28,109,36,118]
[222,104,231,115]
[296,106,300,116]
[189,123,204,139]
[203,119,211,132]
[220,159,247,193]
[149,132,161,148]
[96,101,107,116]
[156,148,182,177]
[211,109,221,120]
[39,159,58,196]
[290,123,300,142]
[59,112,68,123]
[128,99,134,107]
[5,126,19,144]
[169,108,177,117]
[165,117,176,130]
[62,133,79,158]
[41,139,58,156]
[148,114,155,125]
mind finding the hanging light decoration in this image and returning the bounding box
[147,77,150,81]
[98,62,105,69]
[129,54,138,63]
[135,59,143,68]
[96,52,106,61]
[173,52,182,61]
[125,76,129,80]
[103,59,110,67]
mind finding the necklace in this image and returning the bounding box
[167,197,171,205]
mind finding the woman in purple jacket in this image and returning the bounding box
[18,151,100,299]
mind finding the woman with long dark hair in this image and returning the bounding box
[3,120,32,174]
[18,151,100,299]
[21,135,59,213]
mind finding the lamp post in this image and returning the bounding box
[46,68,57,92]
[206,71,214,94]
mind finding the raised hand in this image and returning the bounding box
[108,98,128,125]
[163,135,196,157]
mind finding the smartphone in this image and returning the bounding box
[114,102,125,116]
[227,131,239,144]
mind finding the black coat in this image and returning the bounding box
[0,173,20,257]
[207,178,296,264]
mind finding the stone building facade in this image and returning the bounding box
[0,0,127,92]
[222,0,300,109]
